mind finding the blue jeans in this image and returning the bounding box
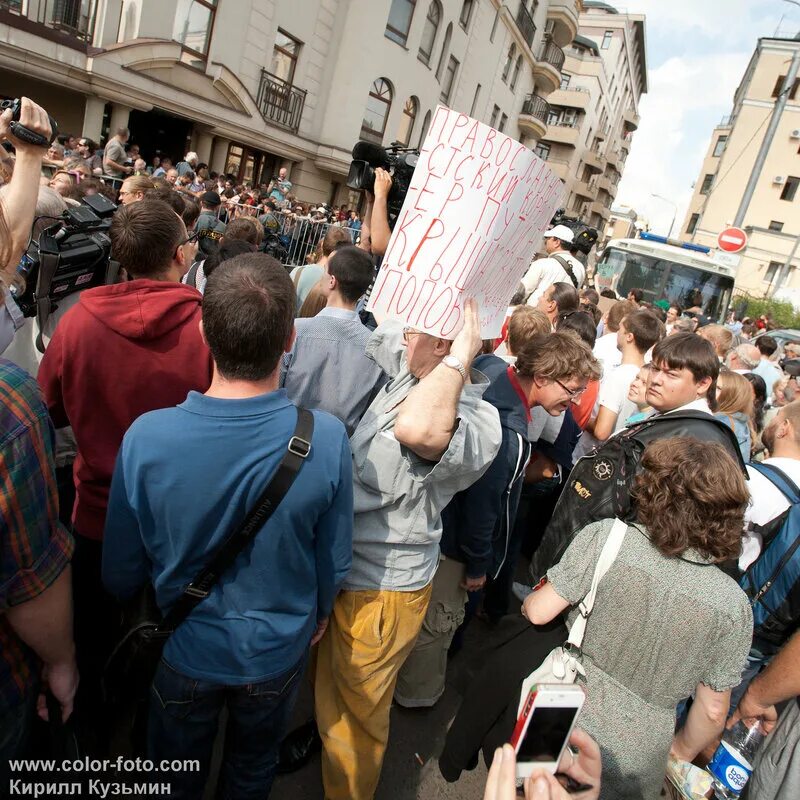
[147,655,306,799]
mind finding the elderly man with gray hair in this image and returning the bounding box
[726,343,761,374]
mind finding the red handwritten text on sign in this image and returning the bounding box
[367,106,564,339]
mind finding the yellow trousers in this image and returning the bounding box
[314,585,432,800]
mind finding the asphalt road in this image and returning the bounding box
[271,613,522,800]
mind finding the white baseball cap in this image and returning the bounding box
[543,224,575,243]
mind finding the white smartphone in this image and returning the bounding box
[509,684,586,778]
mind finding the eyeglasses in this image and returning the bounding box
[179,231,200,247]
[402,327,424,343]
[554,378,586,400]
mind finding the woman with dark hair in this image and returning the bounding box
[440,438,753,800]
[556,309,597,348]
[744,371,767,434]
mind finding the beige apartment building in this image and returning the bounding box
[0,0,581,207]
[682,36,800,299]
[535,1,646,231]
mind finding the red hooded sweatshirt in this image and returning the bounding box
[38,280,213,541]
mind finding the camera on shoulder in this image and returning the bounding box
[12,193,119,348]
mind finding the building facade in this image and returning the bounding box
[535,1,646,232]
[0,0,582,207]
[682,36,800,298]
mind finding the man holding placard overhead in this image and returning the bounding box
[314,300,502,800]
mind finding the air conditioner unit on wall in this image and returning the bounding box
[774,175,786,185]
[791,129,800,139]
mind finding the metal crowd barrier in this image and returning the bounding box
[222,204,361,266]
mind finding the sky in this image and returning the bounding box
[615,0,797,237]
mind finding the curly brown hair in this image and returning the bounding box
[632,437,748,562]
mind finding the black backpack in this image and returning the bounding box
[530,411,747,581]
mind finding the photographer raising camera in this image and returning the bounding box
[0,97,54,354]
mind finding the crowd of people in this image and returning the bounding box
[2,96,800,800]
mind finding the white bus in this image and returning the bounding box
[594,234,736,322]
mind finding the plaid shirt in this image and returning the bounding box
[1,359,73,712]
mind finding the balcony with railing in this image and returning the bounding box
[518,92,550,140]
[546,86,591,110]
[583,148,604,173]
[719,114,734,128]
[0,0,99,49]
[623,107,640,132]
[542,120,580,146]
[534,40,566,94]
[257,70,307,133]
[515,1,536,50]
[546,0,580,47]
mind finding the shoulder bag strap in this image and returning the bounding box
[159,407,314,633]
[566,517,627,650]
[184,261,201,289]
[551,254,579,289]
[292,265,306,290]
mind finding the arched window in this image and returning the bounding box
[418,1,441,66]
[502,44,516,82]
[436,22,453,80]
[418,110,432,148]
[397,97,419,146]
[361,78,393,144]
[510,55,523,91]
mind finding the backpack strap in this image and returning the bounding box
[551,254,579,289]
[292,265,306,290]
[750,462,800,505]
[184,261,201,290]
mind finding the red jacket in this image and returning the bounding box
[38,280,213,540]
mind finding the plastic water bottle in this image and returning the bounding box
[707,720,765,798]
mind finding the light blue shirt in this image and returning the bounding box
[753,358,783,395]
[281,307,386,436]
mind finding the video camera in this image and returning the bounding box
[550,208,599,256]
[0,98,59,148]
[12,193,119,342]
[346,140,419,224]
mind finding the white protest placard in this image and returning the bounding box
[367,105,564,339]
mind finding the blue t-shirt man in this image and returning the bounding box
[102,390,353,684]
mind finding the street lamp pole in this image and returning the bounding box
[651,193,678,239]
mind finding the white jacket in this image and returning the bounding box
[521,252,586,304]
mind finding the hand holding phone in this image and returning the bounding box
[510,684,585,778]
[483,729,601,800]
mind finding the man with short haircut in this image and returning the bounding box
[754,335,783,394]
[593,299,637,375]
[521,225,586,304]
[103,254,352,798]
[281,246,386,436]
[102,127,131,178]
[195,190,226,257]
[290,226,353,312]
[699,323,734,362]
[580,310,664,452]
[726,343,761,374]
[269,167,292,206]
[315,301,502,800]
[151,156,171,179]
[38,200,213,740]
[165,167,179,186]
[536,281,579,329]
